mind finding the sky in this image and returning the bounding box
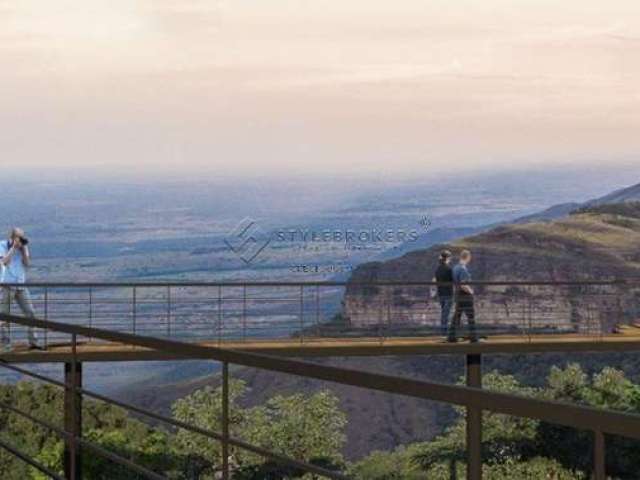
[1,0,638,180]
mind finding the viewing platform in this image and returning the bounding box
[4,328,640,363]
[1,280,639,362]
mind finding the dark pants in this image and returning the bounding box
[439,297,453,336]
[448,294,477,342]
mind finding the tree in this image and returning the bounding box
[172,380,346,479]
[413,371,539,473]
[251,391,346,462]
[424,457,586,480]
[31,423,175,479]
[0,379,347,480]
[353,365,640,480]
[0,381,177,480]
[348,445,425,480]
[171,379,265,478]
[537,365,640,478]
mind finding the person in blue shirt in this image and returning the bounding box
[447,249,478,343]
[0,228,39,351]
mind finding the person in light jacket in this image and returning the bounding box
[0,227,39,351]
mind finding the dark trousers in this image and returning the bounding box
[439,297,453,336]
[448,294,477,341]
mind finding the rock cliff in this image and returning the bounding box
[344,204,640,333]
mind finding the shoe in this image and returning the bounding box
[446,337,458,343]
[28,331,42,350]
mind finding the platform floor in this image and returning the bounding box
[2,325,640,363]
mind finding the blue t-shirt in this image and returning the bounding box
[0,240,27,284]
[452,263,471,293]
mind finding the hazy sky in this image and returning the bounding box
[1,0,638,179]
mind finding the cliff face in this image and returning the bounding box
[344,205,640,332]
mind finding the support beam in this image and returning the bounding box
[64,361,83,480]
[466,354,482,480]
[222,362,230,480]
[594,430,606,480]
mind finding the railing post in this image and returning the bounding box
[218,286,223,345]
[221,361,230,480]
[44,287,49,349]
[64,334,82,480]
[316,285,321,338]
[132,287,137,335]
[6,292,10,342]
[299,285,304,344]
[166,286,171,337]
[385,286,391,345]
[527,286,533,342]
[466,353,482,480]
[242,286,247,343]
[87,288,92,343]
[594,430,606,480]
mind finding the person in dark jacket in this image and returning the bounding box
[433,250,454,337]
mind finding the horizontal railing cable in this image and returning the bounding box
[0,280,638,288]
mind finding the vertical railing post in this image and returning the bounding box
[527,286,533,342]
[315,285,321,338]
[594,430,606,480]
[382,286,390,345]
[6,292,10,342]
[242,286,247,343]
[299,285,304,344]
[132,286,137,335]
[87,288,93,343]
[218,286,223,345]
[88,288,92,329]
[387,286,393,343]
[519,292,525,338]
[221,361,230,480]
[166,286,171,338]
[466,353,482,480]
[43,287,49,349]
[64,334,82,480]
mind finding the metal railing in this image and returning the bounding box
[1,311,640,479]
[1,280,639,348]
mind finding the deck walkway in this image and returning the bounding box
[3,325,640,363]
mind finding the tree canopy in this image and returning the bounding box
[1,363,640,479]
